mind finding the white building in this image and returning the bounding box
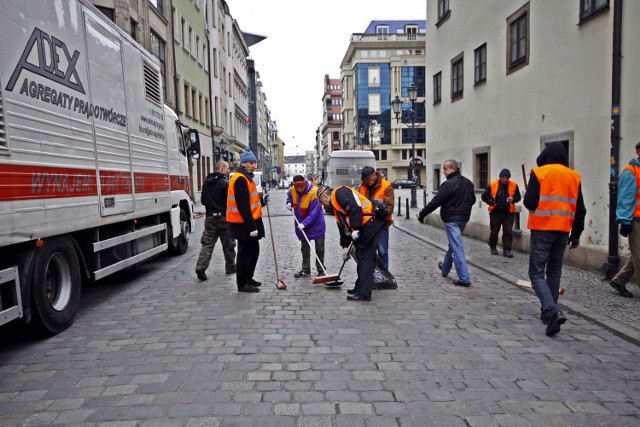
[425,0,640,271]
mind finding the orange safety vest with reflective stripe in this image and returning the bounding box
[623,164,640,218]
[289,186,318,218]
[226,173,262,223]
[488,179,517,213]
[359,179,393,221]
[331,186,373,229]
[527,164,581,232]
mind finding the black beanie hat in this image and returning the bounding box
[499,168,511,178]
[361,166,376,181]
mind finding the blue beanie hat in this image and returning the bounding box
[240,148,257,163]
[499,168,511,178]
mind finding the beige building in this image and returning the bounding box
[340,20,426,184]
[318,75,343,180]
[425,0,640,272]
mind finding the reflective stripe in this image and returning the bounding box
[539,195,577,203]
[530,209,575,218]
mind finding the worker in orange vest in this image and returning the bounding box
[524,142,586,336]
[481,168,521,258]
[359,166,394,269]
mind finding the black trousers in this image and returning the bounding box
[353,221,384,298]
[489,210,515,251]
[236,239,260,289]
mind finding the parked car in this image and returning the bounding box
[393,179,423,189]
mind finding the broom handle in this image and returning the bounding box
[264,192,282,282]
[292,212,329,275]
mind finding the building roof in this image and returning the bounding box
[364,20,426,34]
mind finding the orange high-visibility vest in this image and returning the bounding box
[226,173,262,223]
[527,164,581,232]
[488,179,518,213]
[289,186,318,218]
[623,164,640,218]
[331,186,373,229]
[359,179,393,221]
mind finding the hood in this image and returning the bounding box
[536,141,568,167]
[205,171,227,185]
[629,157,640,167]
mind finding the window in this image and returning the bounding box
[507,3,529,74]
[473,147,490,189]
[432,166,441,191]
[451,53,463,101]
[376,25,389,35]
[95,6,114,22]
[437,0,450,26]
[181,18,187,48]
[474,43,487,84]
[149,0,163,15]
[433,72,441,104]
[192,88,197,121]
[130,19,137,41]
[149,31,166,97]
[580,0,609,22]
[195,35,200,60]
[183,83,190,116]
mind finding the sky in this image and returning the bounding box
[228,0,427,156]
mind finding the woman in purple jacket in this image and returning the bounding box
[286,175,326,277]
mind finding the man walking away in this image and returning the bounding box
[524,141,586,336]
[608,141,640,298]
[227,148,269,293]
[359,166,394,268]
[195,161,236,280]
[286,175,326,278]
[416,160,476,287]
[481,168,521,258]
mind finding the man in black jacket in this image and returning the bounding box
[416,160,476,286]
[195,161,236,281]
[481,168,522,257]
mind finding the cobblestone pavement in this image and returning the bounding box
[0,189,639,426]
[391,188,640,346]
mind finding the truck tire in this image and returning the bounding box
[169,208,189,255]
[29,237,81,335]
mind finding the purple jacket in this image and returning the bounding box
[286,180,326,241]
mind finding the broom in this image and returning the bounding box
[264,187,286,290]
[291,212,342,285]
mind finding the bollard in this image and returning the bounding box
[397,196,402,217]
[423,189,427,207]
[405,198,410,219]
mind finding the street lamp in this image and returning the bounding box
[392,85,419,208]
[359,126,365,150]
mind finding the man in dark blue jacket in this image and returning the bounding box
[417,160,476,286]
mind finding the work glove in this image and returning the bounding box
[620,223,633,237]
[286,203,292,211]
[298,223,305,231]
[567,237,580,249]
[249,230,258,238]
[342,247,351,261]
[351,230,360,241]
[262,194,270,205]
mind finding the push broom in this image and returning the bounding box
[291,213,343,286]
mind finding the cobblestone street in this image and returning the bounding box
[0,189,638,426]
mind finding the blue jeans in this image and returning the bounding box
[441,222,470,283]
[528,230,568,317]
[377,228,389,268]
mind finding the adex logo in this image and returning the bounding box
[6,27,85,94]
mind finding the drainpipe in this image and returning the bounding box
[605,0,623,279]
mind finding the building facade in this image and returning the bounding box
[340,20,426,183]
[425,0,640,271]
[318,75,343,180]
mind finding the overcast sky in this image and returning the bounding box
[228,0,427,156]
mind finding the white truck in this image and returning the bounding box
[324,150,376,213]
[0,0,201,334]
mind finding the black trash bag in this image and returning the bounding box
[350,250,398,290]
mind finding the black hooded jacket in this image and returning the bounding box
[201,171,228,214]
[523,141,586,238]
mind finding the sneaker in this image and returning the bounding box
[503,251,514,258]
[195,269,208,281]
[250,278,262,287]
[238,285,260,293]
[452,280,471,287]
[226,266,236,274]
[294,270,311,278]
[438,262,447,277]
[490,246,499,255]
[540,312,551,325]
[316,271,327,277]
[609,281,634,298]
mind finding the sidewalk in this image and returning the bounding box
[392,212,640,345]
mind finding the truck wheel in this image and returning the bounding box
[169,208,189,255]
[29,237,81,335]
